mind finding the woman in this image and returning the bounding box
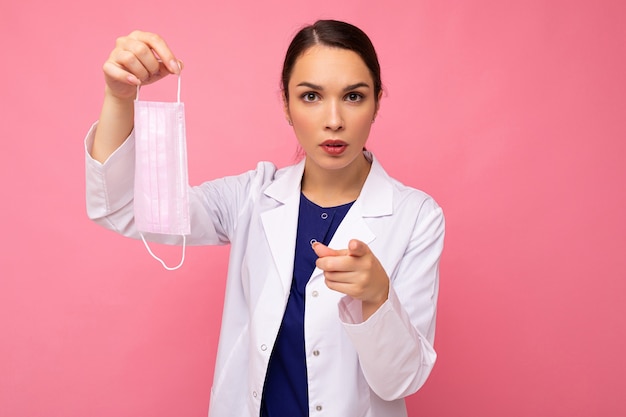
[86,19,444,417]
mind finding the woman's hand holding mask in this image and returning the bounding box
[102,31,182,100]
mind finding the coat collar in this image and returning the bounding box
[263,151,394,217]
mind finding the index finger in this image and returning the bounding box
[312,242,347,258]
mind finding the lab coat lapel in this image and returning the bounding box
[260,160,306,297]
[326,199,375,249]
[310,153,394,282]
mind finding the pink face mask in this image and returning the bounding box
[134,75,190,270]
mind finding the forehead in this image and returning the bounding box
[289,45,373,86]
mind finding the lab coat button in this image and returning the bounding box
[321,212,328,219]
[260,344,268,351]
[253,391,258,398]
[312,290,319,297]
[316,405,323,411]
[313,350,320,356]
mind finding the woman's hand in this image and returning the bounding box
[103,31,181,100]
[313,239,390,321]
[91,31,182,163]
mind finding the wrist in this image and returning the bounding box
[104,85,137,103]
[362,284,389,320]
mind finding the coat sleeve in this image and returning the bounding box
[84,122,275,246]
[338,196,445,401]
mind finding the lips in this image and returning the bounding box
[320,139,348,155]
[321,139,347,146]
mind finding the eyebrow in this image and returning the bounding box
[296,81,371,92]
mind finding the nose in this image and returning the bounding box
[325,100,344,131]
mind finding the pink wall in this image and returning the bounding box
[1,0,625,416]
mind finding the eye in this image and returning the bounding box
[345,92,363,103]
[302,92,319,102]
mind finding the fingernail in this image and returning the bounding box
[169,59,180,74]
[127,74,140,85]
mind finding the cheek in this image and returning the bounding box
[352,110,375,133]
[290,106,318,134]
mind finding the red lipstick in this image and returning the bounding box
[320,140,348,155]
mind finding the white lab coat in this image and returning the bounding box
[84,123,445,417]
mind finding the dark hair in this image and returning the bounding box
[281,20,382,103]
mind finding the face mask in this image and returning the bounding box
[133,75,190,270]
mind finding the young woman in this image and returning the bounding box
[86,19,445,417]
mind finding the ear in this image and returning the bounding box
[282,91,292,125]
[373,90,383,120]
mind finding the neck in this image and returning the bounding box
[301,153,371,207]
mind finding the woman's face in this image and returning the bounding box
[285,45,380,175]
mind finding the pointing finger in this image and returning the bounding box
[311,242,347,258]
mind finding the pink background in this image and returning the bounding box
[1,0,625,416]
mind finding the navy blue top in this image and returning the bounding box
[260,193,354,417]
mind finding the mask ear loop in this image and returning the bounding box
[136,72,187,271]
[140,234,187,271]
